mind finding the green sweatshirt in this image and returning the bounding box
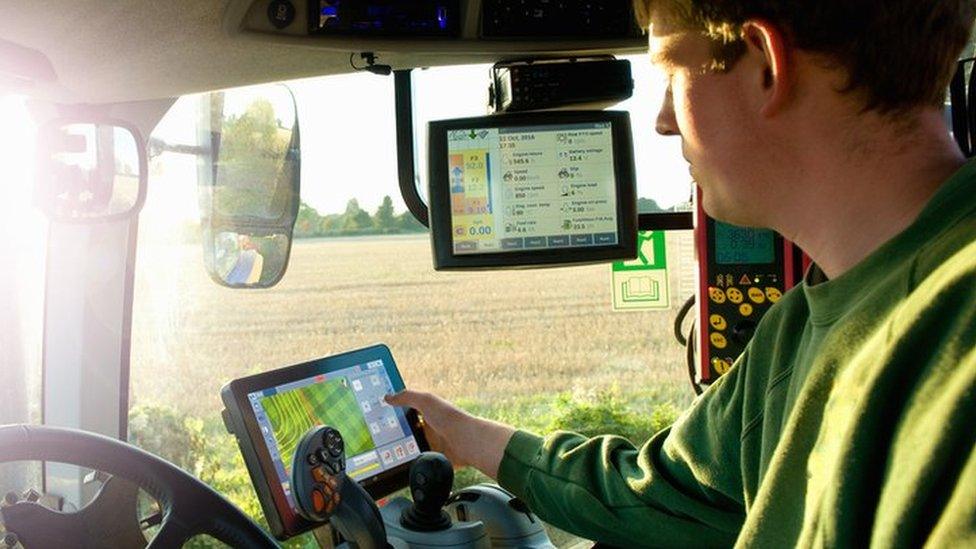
[498,162,976,548]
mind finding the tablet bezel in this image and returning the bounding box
[220,344,429,540]
[427,110,638,270]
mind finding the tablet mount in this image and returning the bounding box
[292,426,554,548]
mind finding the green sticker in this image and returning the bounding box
[612,231,670,311]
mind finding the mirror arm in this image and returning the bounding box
[147,137,210,159]
[393,69,429,228]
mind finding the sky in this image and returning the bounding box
[144,54,693,223]
[290,55,693,215]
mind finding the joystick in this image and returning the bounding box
[400,452,454,532]
[292,426,388,548]
[293,426,347,521]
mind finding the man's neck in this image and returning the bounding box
[775,110,966,280]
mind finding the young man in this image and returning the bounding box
[389,1,976,546]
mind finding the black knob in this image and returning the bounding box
[400,452,454,532]
[325,429,344,457]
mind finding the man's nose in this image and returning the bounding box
[656,86,679,136]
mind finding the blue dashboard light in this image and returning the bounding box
[321,6,337,16]
[438,6,448,29]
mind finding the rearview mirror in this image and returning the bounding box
[196,85,301,288]
[35,120,146,223]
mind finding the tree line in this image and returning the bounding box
[295,195,427,238]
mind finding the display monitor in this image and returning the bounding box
[714,222,776,265]
[427,111,637,269]
[221,345,428,540]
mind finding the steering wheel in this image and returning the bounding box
[0,425,278,548]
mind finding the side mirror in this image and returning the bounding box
[35,120,146,223]
[197,85,301,289]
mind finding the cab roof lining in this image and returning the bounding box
[0,1,647,105]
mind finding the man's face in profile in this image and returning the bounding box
[649,17,769,227]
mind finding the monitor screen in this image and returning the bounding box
[714,222,776,265]
[246,359,420,514]
[428,112,637,269]
[447,123,619,254]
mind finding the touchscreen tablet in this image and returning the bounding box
[220,344,428,539]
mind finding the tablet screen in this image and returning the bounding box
[246,358,421,513]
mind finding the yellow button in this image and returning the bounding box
[765,287,783,303]
[711,358,731,375]
[726,287,744,304]
[739,303,754,317]
[708,287,726,304]
[709,332,728,349]
[748,287,766,304]
[709,314,727,331]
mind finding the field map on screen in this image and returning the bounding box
[259,379,374,476]
[248,359,423,511]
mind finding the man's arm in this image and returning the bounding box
[387,364,749,548]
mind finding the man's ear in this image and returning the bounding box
[741,20,792,117]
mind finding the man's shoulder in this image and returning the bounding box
[893,234,976,339]
[912,205,976,287]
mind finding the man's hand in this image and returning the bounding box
[385,390,516,479]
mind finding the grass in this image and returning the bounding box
[127,232,698,547]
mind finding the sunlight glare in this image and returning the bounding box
[0,94,46,422]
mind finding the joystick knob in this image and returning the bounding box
[401,452,454,532]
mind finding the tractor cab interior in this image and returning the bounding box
[0,1,972,548]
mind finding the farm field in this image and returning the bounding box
[130,233,697,419]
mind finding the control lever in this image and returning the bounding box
[292,426,389,549]
[400,452,453,532]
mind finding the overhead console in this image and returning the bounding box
[480,0,639,39]
[308,1,462,37]
[228,0,645,53]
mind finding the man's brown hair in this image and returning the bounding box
[634,0,976,113]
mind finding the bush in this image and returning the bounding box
[129,391,682,548]
[545,389,679,443]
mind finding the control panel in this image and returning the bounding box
[308,0,461,37]
[481,0,641,38]
[696,208,806,385]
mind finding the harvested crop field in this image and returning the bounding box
[130,233,697,418]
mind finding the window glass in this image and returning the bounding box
[0,95,46,494]
[130,68,695,546]
[411,56,694,213]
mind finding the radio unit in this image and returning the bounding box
[490,57,634,113]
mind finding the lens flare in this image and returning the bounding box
[0,94,46,411]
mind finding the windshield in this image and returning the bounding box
[129,60,695,546]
